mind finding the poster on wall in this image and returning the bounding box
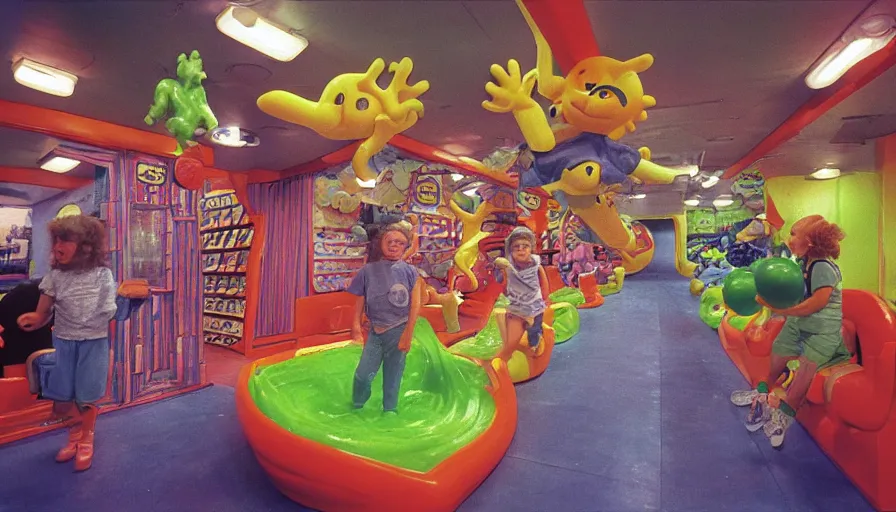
[409,173,442,213]
[312,167,368,293]
[0,207,32,288]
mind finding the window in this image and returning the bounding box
[129,205,167,287]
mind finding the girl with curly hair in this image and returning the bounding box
[17,214,118,471]
[730,215,850,448]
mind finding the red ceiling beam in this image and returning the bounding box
[271,135,518,188]
[0,100,215,166]
[723,37,896,179]
[0,166,93,190]
[521,0,600,73]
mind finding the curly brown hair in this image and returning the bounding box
[48,214,109,271]
[795,215,846,260]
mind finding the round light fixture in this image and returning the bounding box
[683,198,700,207]
[210,126,260,148]
[356,178,377,188]
[701,175,720,189]
[713,196,734,208]
[630,193,647,199]
[810,167,841,180]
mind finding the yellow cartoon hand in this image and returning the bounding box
[388,58,430,115]
[358,57,430,123]
[483,59,538,114]
[638,147,651,160]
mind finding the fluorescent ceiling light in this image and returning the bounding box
[805,15,896,89]
[450,173,464,181]
[683,198,700,207]
[442,144,472,155]
[356,178,376,188]
[701,175,720,189]
[630,193,647,199]
[463,188,479,197]
[713,196,734,208]
[216,6,308,62]
[40,156,81,173]
[12,58,78,97]
[810,167,841,180]
[672,164,700,177]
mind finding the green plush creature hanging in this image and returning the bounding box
[144,50,219,156]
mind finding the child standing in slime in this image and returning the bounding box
[730,215,850,448]
[348,223,423,413]
[18,215,118,471]
[494,226,550,360]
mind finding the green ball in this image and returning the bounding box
[722,268,760,317]
[753,257,805,309]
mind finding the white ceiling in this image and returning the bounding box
[0,0,894,188]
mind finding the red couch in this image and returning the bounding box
[718,289,896,511]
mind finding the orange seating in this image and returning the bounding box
[576,272,605,309]
[0,375,36,415]
[544,266,565,293]
[294,292,359,349]
[718,290,896,511]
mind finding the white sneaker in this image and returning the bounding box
[730,389,758,407]
[744,395,771,432]
[764,408,794,449]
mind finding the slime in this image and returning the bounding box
[550,287,586,307]
[249,319,495,473]
[450,315,503,360]
[551,302,579,343]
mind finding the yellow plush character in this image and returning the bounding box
[482,0,690,251]
[257,58,429,182]
[449,195,515,290]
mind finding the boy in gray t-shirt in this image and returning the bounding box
[347,223,422,413]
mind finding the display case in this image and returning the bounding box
[199,190,254,349]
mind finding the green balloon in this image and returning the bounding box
[749,258,764,273]
[753,257,805,309]
[722,268,760,317]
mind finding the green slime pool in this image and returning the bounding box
[249,319,496,473]
[450,315,503,360]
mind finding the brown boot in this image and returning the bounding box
[54,403,82,463]
[73,405,98,472]
[56,423,83,462]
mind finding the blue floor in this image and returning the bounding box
[0,222,871,511]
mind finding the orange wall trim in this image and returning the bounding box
[0,165,93,190]
[0,99,215,166]
[724,38,896,179]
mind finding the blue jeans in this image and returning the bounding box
[38,334,110,405]
[353,324,407,412]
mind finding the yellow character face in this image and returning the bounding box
[557,55,656,140]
